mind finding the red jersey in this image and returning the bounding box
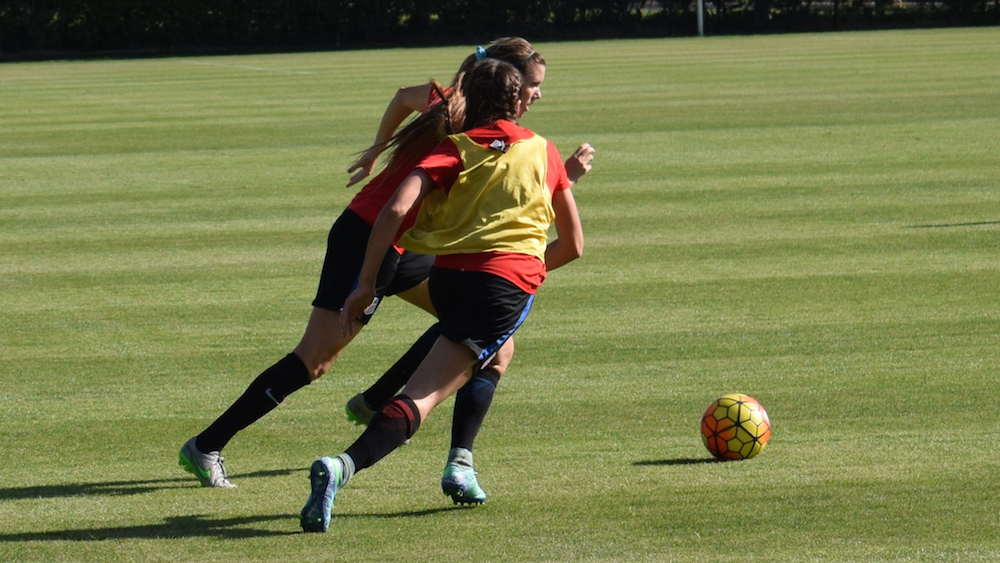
[345,87,447,230]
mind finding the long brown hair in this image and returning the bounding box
[375,37,545,179]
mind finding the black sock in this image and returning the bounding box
[361,324,441,410]
[344,395,421,471]
[196,353,310,453]
[450,367,501,451]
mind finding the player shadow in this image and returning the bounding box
[0,513,300,542]
[339,505,474,519]
[0,504,472,542]
[907,220,1000,229]
[0,468,305,501]
[632,458,723,466]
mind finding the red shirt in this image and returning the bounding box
[345,88,447,232]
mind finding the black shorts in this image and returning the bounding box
[384,250,434,296]
[428,267,534,362]
[311,210,433,323]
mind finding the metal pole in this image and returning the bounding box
[697,0,705,36]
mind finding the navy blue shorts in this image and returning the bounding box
[312,210,433,323]
[428,267,533,362]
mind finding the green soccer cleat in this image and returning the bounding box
[178,437,236,489]
[300,457,341,533]
[345,394,376,426]
[441,448,486,505]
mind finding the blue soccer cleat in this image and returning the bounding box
[300,457,341,532]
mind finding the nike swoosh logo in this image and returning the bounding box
[265,388,281,405]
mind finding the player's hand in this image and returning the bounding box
[346,150,379,187]
[341,286,377,336]
[565,143,595,184]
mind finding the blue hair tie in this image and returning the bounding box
[475,46,487,60]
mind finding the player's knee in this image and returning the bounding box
[293,346,341,381]
[487,339,515,376]
[486,357,508,377]
[309,351,342,380]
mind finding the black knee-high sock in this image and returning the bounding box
[197,353,310,453]
[344,395,421,471]
[361,324,441,410]
[450,367,501,451]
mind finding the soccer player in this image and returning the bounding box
[178,39,593,500]
[300,57,590,532]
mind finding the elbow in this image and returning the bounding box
[389,201,411,218]
[568,236,584,262]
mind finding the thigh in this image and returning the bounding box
[312,209,401,324]
[312,210,370,312]
[402,335,478,419]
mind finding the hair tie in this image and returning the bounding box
[475,46,487,60]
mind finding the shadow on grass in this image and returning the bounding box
[339,505,474,519]
[907,220,1000,229]
[0,498,472,541]
[632,458,724,466]
[0,468,306,501]
[0,514,300,541]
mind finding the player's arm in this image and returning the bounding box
[544,187,584,272]
[346,83,435,187]
[341,169,436,334]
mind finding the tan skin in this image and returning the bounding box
[294,63,594,382]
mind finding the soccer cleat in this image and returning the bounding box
[441,464,486,505]
[441,448,486,505]
[178,437,236,488]
[345,393,376,426]
[300,457,341,533]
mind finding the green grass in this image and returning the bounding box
[2,28,1000,561]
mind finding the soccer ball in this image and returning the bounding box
[700,394,771,461]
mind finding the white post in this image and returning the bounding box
[697,0,705,36]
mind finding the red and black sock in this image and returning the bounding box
[344,395,421,471]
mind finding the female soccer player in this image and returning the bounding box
[300,57,589,533]
[178,39,593,498]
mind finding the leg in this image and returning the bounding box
[441,337,514,504]
[301,335,476,533]
[451,336,514,451]
[293,306,364,380]
[181,210,385,487]
[203,307,360,446]
[181,307,362,488]
[345,272,438,424]
[348,334,479,469]
[347,324,441,425]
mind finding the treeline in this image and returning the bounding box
[1,0,997,57]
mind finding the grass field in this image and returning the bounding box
[2,27,1000,562]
